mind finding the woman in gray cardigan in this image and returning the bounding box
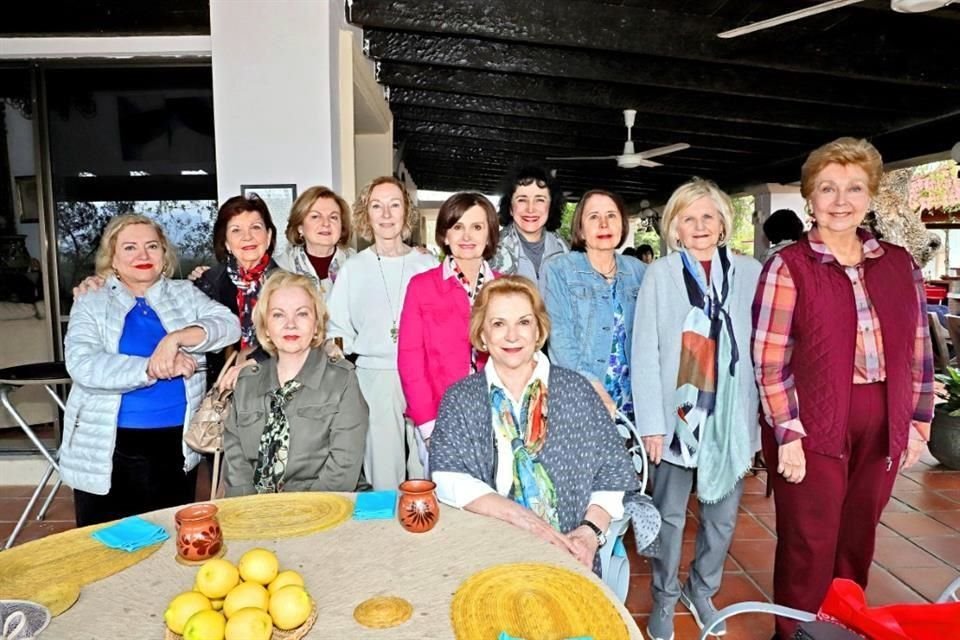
[223,272,368,495]
[630,179,761,640]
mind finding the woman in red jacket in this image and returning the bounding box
[398,192,499,471]
[752,137,933,639]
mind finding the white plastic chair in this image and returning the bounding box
[598,410,651,602]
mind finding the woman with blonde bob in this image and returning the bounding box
[631,178,761,640]
[326,176,436,489]
[63,215,240,526]
[431,276,638,572]
[274,185,356,300]
[223,271,368,496]
[752,138,932,639]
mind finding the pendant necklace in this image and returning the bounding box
[374,246,406,343]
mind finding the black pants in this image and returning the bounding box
[73,426,197,527]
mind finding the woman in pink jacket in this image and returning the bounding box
[398,192,500,470]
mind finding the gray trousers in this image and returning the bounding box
[356,367,424,490]
[649,460,743,605]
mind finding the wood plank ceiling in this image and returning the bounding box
[347,0,960,203]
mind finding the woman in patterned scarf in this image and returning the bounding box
[223,271,368,495]
[398,192,500,473]
[430,276,638,572]
[274,185,356,301]
[631,178,761,640]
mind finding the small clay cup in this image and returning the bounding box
[174,503,223,562]
[397,479,439,533]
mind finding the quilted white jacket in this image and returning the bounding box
[61,275,241,495]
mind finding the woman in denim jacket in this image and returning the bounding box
[540,190,646,420]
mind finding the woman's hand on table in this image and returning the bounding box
[778,439,806,483]
[642,435,664,465]
[589,380,617,419]
[504,503,577,555]
[901,438,925,471]
[566,526,600,569]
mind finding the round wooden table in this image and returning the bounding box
[39,494,642,639]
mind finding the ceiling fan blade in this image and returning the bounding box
[891,0,954,11]
[635,143,691,159]
[618,156,663,168]
[545,155,620,161]
[717,0,864,38]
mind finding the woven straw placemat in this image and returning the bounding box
[0,523,162,616]
[164,604,317,640]
[353,596,413,629]
[217,493,353,540]
[450,563,631,640]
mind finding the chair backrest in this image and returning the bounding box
[929,311,950,372]
[945,315,960,368]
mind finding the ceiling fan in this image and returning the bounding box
[546,109,690,169]
[717,0,955,39]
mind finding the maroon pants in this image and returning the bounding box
[762,382,898,639]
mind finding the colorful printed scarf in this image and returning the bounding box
[490,380,560,530]
[253,378,304,493]
[450,256,488,372]
[289,244,342,296]
[672,248,752,503]
[227,252,270,349]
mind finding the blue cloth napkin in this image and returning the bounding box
[91,516,169,551]
[498,633,592,640]
[353,490,397,520]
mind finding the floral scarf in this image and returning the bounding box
[672,247,752,503]
[450,256,488,372]
[227,252,270,349]
[288,244,342,297]
[490,380,560,530]
[253,378,304,493]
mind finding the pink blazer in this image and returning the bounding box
[398,264,494,427]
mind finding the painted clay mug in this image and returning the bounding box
[397,479,439,533]
[174,503,223,562]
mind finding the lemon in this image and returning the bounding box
[183,609,226,640]
[268,585,313,630]
[195,558,241,599]
[211,598,224,611]
[224,607,273,640]
[223,581,269,619]
[237,548,279,585]
[164,591,212,634]
[267,570,304,595]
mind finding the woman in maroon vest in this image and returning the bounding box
[752,137,933,640]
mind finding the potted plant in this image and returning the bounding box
[931,367,960,470]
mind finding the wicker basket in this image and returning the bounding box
[164,603,317,640]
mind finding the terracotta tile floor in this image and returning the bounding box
[1,450,958,640]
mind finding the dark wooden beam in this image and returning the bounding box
[365,29,959,114]
[378,62,889,132]
[349,0,960,88]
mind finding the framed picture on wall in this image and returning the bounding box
[14,176,39,224]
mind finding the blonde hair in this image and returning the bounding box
[285,186,352,248]
[469,276,551,352]
[253,271,328,355]
[660,178,735,252]
[94,214,177,279]
[352,176,419,242]
[800,137,883,199]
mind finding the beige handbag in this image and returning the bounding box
[184,352,238,498]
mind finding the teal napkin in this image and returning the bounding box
[91,516,169,551]
[498,633,593,640]
[353,490,397,520]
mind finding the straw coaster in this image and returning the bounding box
[164,604,317,640]
[217,493,352,540]
[450,563,630,640]
[353,596,413,629]
[0,523,162,617]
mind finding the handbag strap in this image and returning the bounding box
[212,351,239,390]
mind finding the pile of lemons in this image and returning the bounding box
[164,548,314,640]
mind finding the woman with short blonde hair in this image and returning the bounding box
[659,178,735,253]
[253,271,328,353]
[275,186,356,301]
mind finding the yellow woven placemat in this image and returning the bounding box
[0,523,162,616]
[354,596,413,629]
[217,493,353,540]
[451,563,630,640]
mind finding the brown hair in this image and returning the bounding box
[469,276,551,352]
[800,137,883,200]
[434,192,500,260]
[660,178,735,252]
[253,271,328,355]
[212,194,277,263]
[569,189,630,251]
[95,214,177,279]
[285,186,352,248]
[352,176,418,242]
